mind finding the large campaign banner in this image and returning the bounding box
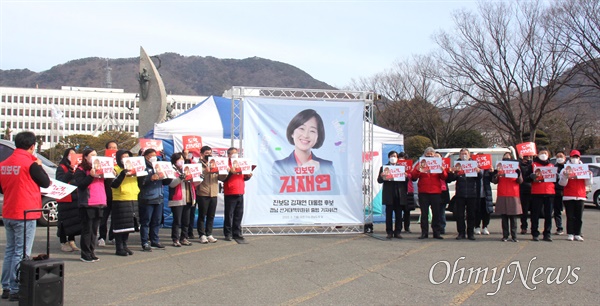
[243,97,364,226]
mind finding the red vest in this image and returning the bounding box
[223,159,245,195]
[563,178,586,198]
[531,162,555,195]
[497,176,520,197]
[0,149,43,220]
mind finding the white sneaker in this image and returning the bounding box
[207,235,218,243]
[574,235,584,241]
[61,242,73,252]
[482,227,490,235]
[567,234,574,241]
[474,227,481,235]
[200,235,208,244]
[98,238,106,247]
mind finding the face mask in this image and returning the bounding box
[149,156,158,164]
[460,154,468,160]
[204,154,211,160]
[570,157,579,164]
[230,153,238,159]
[87,157,93,164]
[556,157,565,164]
[389,157,398,164]
[176,160,184,168]
[538,154,548,161]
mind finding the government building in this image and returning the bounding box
[0,86,206,149]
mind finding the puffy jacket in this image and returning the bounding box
[477,169,494,213]
[137,158,172,204]
[528,159,555,195]
[411,167,448,194]
[111,165,140,201]
[168,174,196,207]
[197,159,226,197]
[446,159,481,198]
[73,166,107,207]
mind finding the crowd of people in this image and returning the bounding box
[0,132,252,301]
[378,147,593,243]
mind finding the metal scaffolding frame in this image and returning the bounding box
[229,86,376,235]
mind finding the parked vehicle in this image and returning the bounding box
[580,155,600,164]
[585,163,600,209]
[0,139,58,225]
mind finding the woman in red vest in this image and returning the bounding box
[526,147,555,242]
[492,153,523,242]
[558,150,593,242]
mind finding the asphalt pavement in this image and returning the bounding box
[1,208,599,305]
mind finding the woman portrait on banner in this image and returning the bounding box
[273,109,337,194]
[55,148,82,253]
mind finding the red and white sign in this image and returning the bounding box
[122,156,148,177]
[231,158,253,174]
[140,139,163,156]
[182,135,203,154]
[69,154,83,169]
[516,142,537,157]
[105,149,117,166]
[565,164,591,180]
[382,165,406,181]
[91,156,115,178]
[473,154,492,170]
[153,161,176,179]
[208,157,228,175]
[397,160,413,172]
[454,161,478,177]
[183,164,204,182]
[41,179,77,200]
[533,166,556,182]
[496,161,519,178]
[418,157,443,174]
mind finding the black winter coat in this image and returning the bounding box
[377,165,408,206]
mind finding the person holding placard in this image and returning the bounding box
[109,150,139,256]
[411,147,447,240]
[168,153,195,247]
[552,151,566,235]
[525,147,555,242]
[138,149,173,251]
[492,153,523,242]
[73,148,107,262]
[435,152,449,235]
[447,148,481,240]
[558,150,593,242]
[377,151,408,239]
[98,140,118,247]
[196,146,226,244]
[55,148,82,252]
[518,154,534,235]
[474,153,494,236]
[0,131,51,301]
[221,147,253,242]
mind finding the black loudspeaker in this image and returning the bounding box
[18,258,64,306]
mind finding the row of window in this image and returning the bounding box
[0,108,137,119]
[0,120,138,133]
[1,95,136,107]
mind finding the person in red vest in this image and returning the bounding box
[558,150,593,242]
[0,131,51,301]
[492,153,523,242]
[220,147,253,241]
[525,147,555,242]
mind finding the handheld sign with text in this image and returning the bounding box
[91,156,115,178]
[208,157,229,175]
[41,179,77,200]
[418,157,443,174]
[153,161,176,179]
[473,154,492,170]
[564,164,591,179]
[382,165,406,181]
[496,161,519,178]
[454,161,478,177]
[184,164,204,182]
[516,142,537,157]
[182,135,203,154]
[397,160,413,172]
[441,158,451,170]
[140,139,163,156]
[122,156,148,176]
[105,149,117,165]
[69,154,83,169]
[231,158,253,174]
[533,166,556,182]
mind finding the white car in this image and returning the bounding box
[585,163,600,209]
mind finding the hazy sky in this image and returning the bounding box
[0,0,482,88]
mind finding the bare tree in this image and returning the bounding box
[433,1,583,145]
[348,56,483,148]
[546,0,600,90]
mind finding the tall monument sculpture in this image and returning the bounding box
[138,46,168,137]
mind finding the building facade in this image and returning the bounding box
[0,86,206,149]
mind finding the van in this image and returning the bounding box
[436,147,517,204]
